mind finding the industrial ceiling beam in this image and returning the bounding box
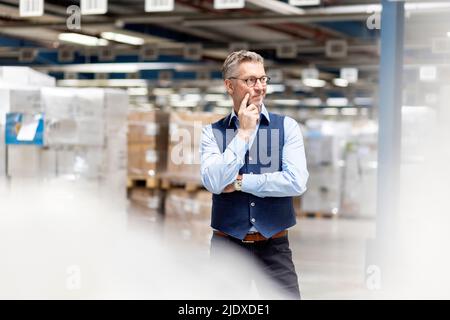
[245,0,305,15]
[33,62,221,73]
[182,13,368,27]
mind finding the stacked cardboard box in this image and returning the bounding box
[302,119,377,217]
[165,189,212,220]
[164,189,212,245]
[167,111,223,180]
[5,146,55,178]
[340,122,378,218]
[0,68,128,211]
[54,146,103,179]
[302,120,350,214]
[42,88,105,147]
[300,165,341,214]
[0,124,4,177]
[0,86,45,178]
[127,197,164,236]
[0,70,48,179]
[129,188,163,211]
[293,196,301,216]
[127,110,169,178]
[0,66,56,87]
[340,143,377,218]
[101,89,128,198]
[0,85,128,183]
[0,87,42,121]
[39,88,128,184]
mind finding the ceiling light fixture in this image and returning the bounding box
[333,78,349,87]
[303,78,326,88]
[58,33,109,46]
[101,32,144,46]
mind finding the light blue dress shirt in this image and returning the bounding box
[200,104,309,231]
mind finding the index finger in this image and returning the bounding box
[239,93,250,111]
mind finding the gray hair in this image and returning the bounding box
[222,50,264,79]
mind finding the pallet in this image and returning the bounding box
[161,179,201,191]
[298,211,337,219]
[159,172,204,192]
[127,176,160,189]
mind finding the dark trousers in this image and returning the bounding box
[210,232,301,300]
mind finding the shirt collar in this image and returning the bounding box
[228,103,270,127]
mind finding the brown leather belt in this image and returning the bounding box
[214,230,288,243]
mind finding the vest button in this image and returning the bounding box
[250,202,255,207]
[251,218,256,223]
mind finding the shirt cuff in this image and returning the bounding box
[241,173,261,193]
[228,134,249,163]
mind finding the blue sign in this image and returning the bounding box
[5,113,44,146]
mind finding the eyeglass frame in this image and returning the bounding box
[227,76,271,87]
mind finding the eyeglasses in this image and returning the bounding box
[228,76,270,87]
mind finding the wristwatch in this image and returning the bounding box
[234,178,243,191]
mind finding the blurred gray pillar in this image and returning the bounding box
[366,0,405,292]
[377,0,404,239]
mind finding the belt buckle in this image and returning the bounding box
[242,232,257,243]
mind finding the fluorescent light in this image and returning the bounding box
[59,33,109,46]
[272,99,300,106]
[101,32,144,46]
[341,108,358,116]
[57,79,148,87]
[303,98,322,106]
[179,88,201,94]
[303,2,450,16]
[448,32,450,37]
[306,4,381,14]
[171,101,197,108]
[217,100,233,107]
[170,94,201,103]
[266,84,286,94]
[246,0,305,15]
[354,97,373,106]
[302,78,326,88]
[405,2,450,11]
[419,66,437,82]
[153,88,174,95]
[183,94,202,102]
[127,88,148,96]
[212,107,231,115]
[322,108,339,116]
[327,97,349,107]
[333,78,349,87]
[207,86,227,94]
[289,0,320,7]
[402,106,432,112]
[204,94,226,102]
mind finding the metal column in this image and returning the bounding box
[377,0,404,240]
[367,0,405,292]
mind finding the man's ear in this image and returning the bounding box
[224,79,233,95]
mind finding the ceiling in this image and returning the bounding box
[0,1,379,66]
[0,0,448,99]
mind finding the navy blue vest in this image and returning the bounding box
[210,112,296,240]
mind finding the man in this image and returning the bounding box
[200,50,308,299]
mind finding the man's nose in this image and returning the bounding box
[253,79,264,91]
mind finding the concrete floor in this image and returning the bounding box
[290,218,376,299]
[128,203,377,300]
